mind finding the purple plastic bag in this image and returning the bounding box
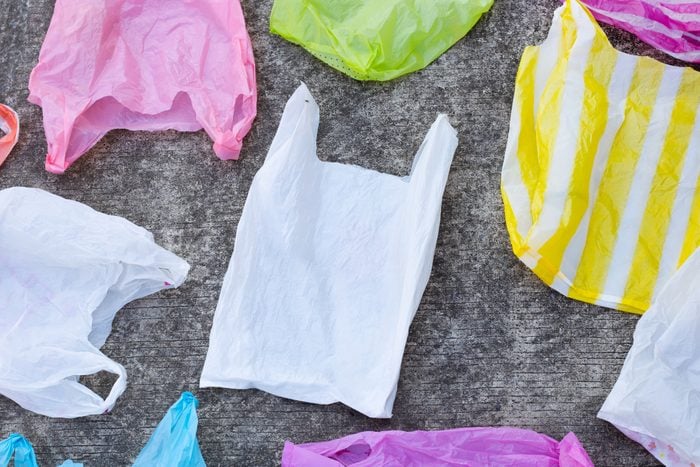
[282,428,594,466]
[576,0,699,62]
[28,0,257,174]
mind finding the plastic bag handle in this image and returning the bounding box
[4,348,128,418]
[95,354,127,414]
[407,114,458,199]
[263,83,318,167]
[60,350,128,417]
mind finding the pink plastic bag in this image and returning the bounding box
[576,0,699,62]
[282,428,594,466]
[28,0,257,174]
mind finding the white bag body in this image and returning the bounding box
[0,187,189,418]
[598,248,700,465]
[200,84,457,418]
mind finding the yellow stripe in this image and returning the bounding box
[623,69,700,307]
[502,187,524,254]
[514,47,540,214]
[531,29,618,285]
[529,3,578,226]
[502,47,540,250]
[678,176,700,267]
[572,57,665,300]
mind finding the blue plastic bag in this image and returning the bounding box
[133,392,206,467]
[1,393,202,467]
[0,433,82,467]
[0,434,38,467]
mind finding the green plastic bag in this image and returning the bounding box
[270,0,494,81]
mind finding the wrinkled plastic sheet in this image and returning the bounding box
[599,248,700,465]
[0,187,189,418]
[28,0,257,174]
[133,392,206,467]
[270,0,493,81]
[577,0,700,63]
[501,0,700,313]
[200,84,458,418]
[0,103,19,168]
[282,428,594,466]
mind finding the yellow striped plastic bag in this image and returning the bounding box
[501,0,700,314]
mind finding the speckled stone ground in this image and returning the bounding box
[1,1,696,465]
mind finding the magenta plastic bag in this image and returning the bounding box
[282,428,594,466]
[28,0,257,174]
[576,0,699,63]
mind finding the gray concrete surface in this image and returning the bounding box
[1,0,695,465]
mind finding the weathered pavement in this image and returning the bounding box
[2,1,691,465]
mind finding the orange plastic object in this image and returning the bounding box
[0,104,19,167]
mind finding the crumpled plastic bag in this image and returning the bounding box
[0,104,19,168]
[133,392,205,467]
[0,187,189,418]
[598,248,700,465]
[200,83,458,418]
[0,434,38,467]
[28,0,257,174]
[576,0,700,63]
[281,428,594,466]
[270,0,493,81]
[501,0,700,314]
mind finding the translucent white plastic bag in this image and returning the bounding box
[599,248,700,465]
[0,187,189,418]
[201,84,457,418]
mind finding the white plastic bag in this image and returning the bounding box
[200,84,458,418]
[0,187,189,418]
[598,248,700,465]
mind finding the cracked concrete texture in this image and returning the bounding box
[1,0,694,465]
